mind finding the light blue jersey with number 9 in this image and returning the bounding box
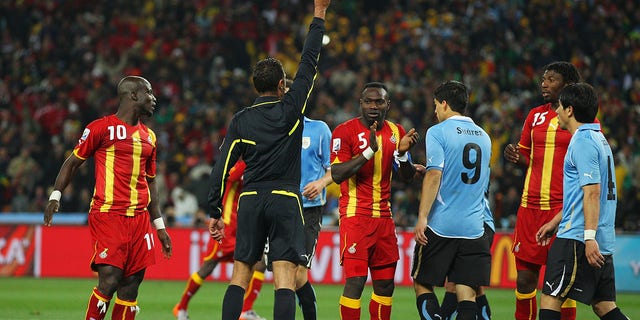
[425,115,492,239]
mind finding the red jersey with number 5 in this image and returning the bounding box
[330,118,406,219]
[517,103,570,210]
[74,114,157,216]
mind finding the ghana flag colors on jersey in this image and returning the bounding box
[517,103,570,211]
[331,118,406,219]
[74,115,157,216]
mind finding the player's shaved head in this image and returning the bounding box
[117,76,149,100]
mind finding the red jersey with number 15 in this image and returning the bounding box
[74,115,157,216]
[517,103,570,211]
[331,118,406,219]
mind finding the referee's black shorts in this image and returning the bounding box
[234,188,306,266]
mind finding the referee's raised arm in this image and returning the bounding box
[282,0,328,116]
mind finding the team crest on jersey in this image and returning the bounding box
[79,128,90,145]
[348,243,357,254]
[302,137,311,149]
[390,133,397,144]
[99,248,108,259]
[514,242,520,253]
[332,138,341,153]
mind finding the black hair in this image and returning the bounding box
[252,57,285,93]
[362,82,389,99]
[433,80,469,114]
[558,83,598,123]
[544,61,581,85]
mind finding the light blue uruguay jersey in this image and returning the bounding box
[300,117,332,208]
[557,123,617,254]
[425,115,492,238]
[482,196,495,232]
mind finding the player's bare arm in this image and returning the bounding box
[583,183,605,268]
[331,121,378,184]
[414,169,442,246]
[148,177,172,258]
[503,143,528,167]
[396,128,419,182]
[535,211,562,247]
[44,154,85,226]
[302,169,332,200]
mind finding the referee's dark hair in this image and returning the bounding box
[253,57,285,94]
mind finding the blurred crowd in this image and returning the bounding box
[0,0,638,231]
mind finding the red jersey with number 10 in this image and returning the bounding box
[517,103,570,210]
[331,118,406,219]
[74,115,157,216]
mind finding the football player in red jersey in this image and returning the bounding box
[331,82,420,320]
[44,76,172,320]
[504,62,580,320]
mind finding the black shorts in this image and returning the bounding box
[301,205,323,268]
[411,227,491,288]
[542,238,617,305]
[234,188,306,266]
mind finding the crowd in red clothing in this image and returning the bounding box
[0,0,638,230]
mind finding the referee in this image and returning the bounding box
[207,1,330,319]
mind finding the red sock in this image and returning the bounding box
[85,287,111,320]
[560,299,577,320]
[515,289,537,320]
[176,273,203,311]
[339,295,361,320]
[369,293,392,320]
[111,297,139,320]
[242,270,265,312]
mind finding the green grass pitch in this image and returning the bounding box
[1,277,639,319]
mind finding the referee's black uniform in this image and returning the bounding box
[208,18,325,266]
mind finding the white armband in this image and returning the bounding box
[49,190,62,202]
[393,150,408,162]
[153,218,166,230]
[362,147,375,160]
[584,229,596,241]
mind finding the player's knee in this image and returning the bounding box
[591,301,617,317]
[372,279,394,296]
[343,276,367,298]
[516,270,538,292]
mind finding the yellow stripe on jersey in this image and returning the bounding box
[539,117,558,210]
[372,134,382,217]
[100,145,115,213]
[521,135,534,208]
[222,181,239,225]
[126,131,142,216]
[346,175,357,217]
